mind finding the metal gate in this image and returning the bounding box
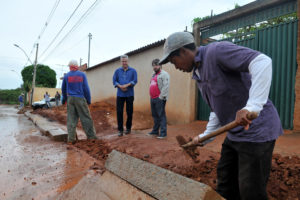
[197,20,298,129]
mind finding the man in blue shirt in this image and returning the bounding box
[113,55,138,136]
[62,60,98,144]
[159,32,283,200]
[18,93,24,109]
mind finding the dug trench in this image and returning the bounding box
[32,99,300,200]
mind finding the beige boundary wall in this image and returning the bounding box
[86,44,196,124]
[28,87,62,102]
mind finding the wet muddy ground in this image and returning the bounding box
[0,105,99,200]
[32,99,300,199]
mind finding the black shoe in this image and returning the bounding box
[124,129,131,135]
[118,131,123,137]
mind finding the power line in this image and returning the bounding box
[39,0,84,59]
[41,0,101,62]
[37,0,61,41]
[24,0,61,66]
[42,0,100,62]
[24,44,36,66]
[53,35,87,58]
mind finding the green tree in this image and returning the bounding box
[0,88,22,104]
[21,64,57,88]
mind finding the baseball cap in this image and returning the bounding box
[159,32,195,65]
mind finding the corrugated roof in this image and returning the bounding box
[87,39,165,71]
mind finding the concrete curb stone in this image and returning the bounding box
[105,150,224,200]
[24,111,68,141]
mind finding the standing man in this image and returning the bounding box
[159,32,283,200]
[55,91,61,106]
[62,60,98,144]
[113,55,138,137]
[148,59,170,139]
[18,93,24,109]
[44,92,51,109]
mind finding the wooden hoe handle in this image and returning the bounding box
[182,112,258,148]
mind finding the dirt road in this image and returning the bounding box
[0,105,98,200]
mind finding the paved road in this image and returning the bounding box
[0,105,96,200]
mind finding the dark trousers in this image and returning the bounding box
[116,96,134,132]
[216,137,275,200]
[150,98,167,137]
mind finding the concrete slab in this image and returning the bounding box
[98,171,155,200]
[57,171,154,200]
[57,172,111,200]
[25,111,67,141]
[24,111,39,124]
[105,150,224,200]
[48,128,68,141]
[25,111,88,141]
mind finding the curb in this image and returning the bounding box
[24,111,68,141]
[106,150,224,200]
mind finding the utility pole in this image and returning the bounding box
[79,58,82,66]
[88,33,92,68]
[31,43,39,105]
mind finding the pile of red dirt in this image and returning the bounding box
[268,154,300,199]
[32,106,67,125]
[73,139,112,161]
[72,138,300,200]
[31,101,113,133]
[32,99,300,200]
[72,139,112,173]
[32,98,153,133]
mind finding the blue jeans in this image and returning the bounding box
[150,98,167,137]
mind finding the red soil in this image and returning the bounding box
[33,99,300,200]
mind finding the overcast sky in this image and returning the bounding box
[0,0,254,89]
